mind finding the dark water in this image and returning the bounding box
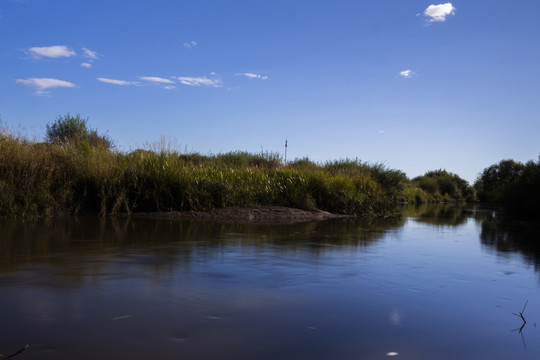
[1,205,539,360]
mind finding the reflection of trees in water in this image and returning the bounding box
[403,204,540,272]
[479,213,540,272]
[202,216,406,254]
[0,216,406,281]
[6,204,537,287]
[401,204,474,227]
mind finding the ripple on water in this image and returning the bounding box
[170,333,189,342]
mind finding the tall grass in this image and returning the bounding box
[0,130,411,219]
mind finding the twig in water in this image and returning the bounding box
[512,300,528,326]
[511,300,529,349]
[0,345,29,359]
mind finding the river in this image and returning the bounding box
[1,205,539,359]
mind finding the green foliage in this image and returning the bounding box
[287,157,319,171]
[411,169,475,203]
[3,114,488,219]
[0,127,408,218]
[475,159,524,202]
[475,157,540,217]
[405,186,429,204]
[322,159,408,202]
[212,151,282,170]
[45,113,113,149]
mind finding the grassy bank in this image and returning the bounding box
[0,131,400,219]
[0,115,478,220]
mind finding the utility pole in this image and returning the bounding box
[284,139,288,165]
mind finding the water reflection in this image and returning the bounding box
[479,212,540,272]
[401,204,540,272]
[2,205,539,276]
[401,203,475,227]
[0,216,406,280]
[2,206,540,360]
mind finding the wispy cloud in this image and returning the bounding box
[237,73,269,80]
[139,76,175,84]
[176,76,222,87]
[16,77,75,95]
[97,78,134,86]
[28,45,76,59]
[79,48,99,69]
[423,3,456,22]
[82,47,98,60]
[183,41,197,48]
[399,69,415,79]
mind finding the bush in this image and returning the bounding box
[411,169,475,203]
[45,113,113,149]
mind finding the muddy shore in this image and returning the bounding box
[131,206,348,223]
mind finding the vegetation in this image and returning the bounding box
[0,114,499,220]
[475,158,540,217]
[407,170,476,204]
[45,113,113,149]
[0,115,413,219]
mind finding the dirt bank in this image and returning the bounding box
[132,206,348,223]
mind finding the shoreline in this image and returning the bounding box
[130,205,350,223]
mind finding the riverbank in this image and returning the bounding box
[130,205,349,223]
[0,115,478,220]
[0,131,406,219]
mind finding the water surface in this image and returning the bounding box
[1,205,539,359]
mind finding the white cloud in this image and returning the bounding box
[16,77,75,95]
[28,45,76,58]
[238,72,269,80]
[139,76,175,84]
[82,47,99,60]
[176,76,222,87]
[81,62,93,69]
[423,3,456,22]
[163,86,176,90]
[97,77,134,86]
[183,41,197,48]
[399,69,415,78]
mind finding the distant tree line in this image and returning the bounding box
[474,158,540,217]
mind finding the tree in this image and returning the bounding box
[475,157,540,217]
[45,113,113,149]
[475,159,524,202]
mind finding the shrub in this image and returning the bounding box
[411,169,475,203]
[45,113,113,150]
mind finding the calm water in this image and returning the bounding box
[1,205,539,360]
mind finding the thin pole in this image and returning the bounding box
[284,139,288,165]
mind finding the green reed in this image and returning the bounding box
[0,130,411,219]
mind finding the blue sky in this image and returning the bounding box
[1,0,539,183]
